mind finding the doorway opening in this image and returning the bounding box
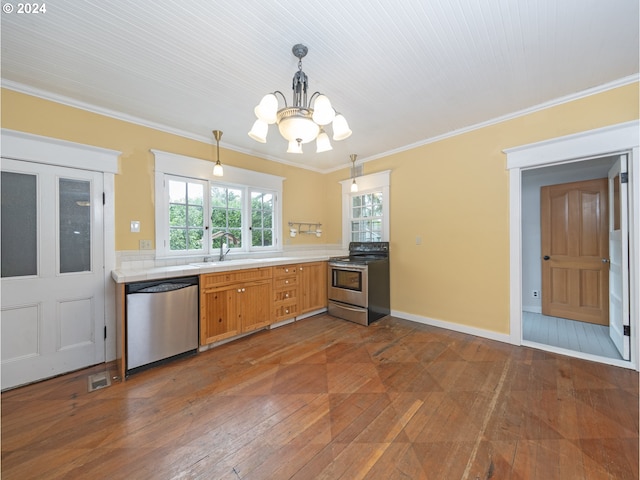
[506,120,639,370]
[521,156,622,360]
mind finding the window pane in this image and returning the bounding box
[169,179,204,251]
[188,183,203,205]
[169,180,186,203]
[170,204,186,227]
[170,229,187,250]
[210,186,243,249]
[187,205,203,227]
[1,172,37,277]
[59,178,91,273]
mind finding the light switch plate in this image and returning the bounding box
[130,221,140,233]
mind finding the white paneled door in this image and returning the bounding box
[1,159,105,390]
[608,155,630,360]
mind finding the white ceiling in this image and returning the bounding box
[1,0,638,172]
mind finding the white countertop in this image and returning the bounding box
[111,253,339,283]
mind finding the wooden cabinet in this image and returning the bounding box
[200,267,272,345]
[273,264,299,322]
[272,261,327,322]
[299,261,327,314]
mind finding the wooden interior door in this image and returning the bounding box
[541,178,609,325]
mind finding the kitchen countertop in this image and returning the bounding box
[111,253,341,283]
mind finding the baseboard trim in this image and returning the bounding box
[391,309,512,345]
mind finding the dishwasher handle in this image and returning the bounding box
[126,276,199,294]
[135,283,193,294]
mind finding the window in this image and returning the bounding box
[211,185,243,250]
[350,192,383,241]
[153,150,283,258]
[340,170,390,246]
[251,191,274,247]
[168,178,205,252]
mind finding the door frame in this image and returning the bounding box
[1,129,120,363]
[505,120,639,370]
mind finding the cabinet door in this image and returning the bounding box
[201,286,238,345]
[299,262,327,313]
[239,280,273,333]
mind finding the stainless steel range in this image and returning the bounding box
[327,242,390,326]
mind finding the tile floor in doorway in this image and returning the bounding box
[523,311,622,360]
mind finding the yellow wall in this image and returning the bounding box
[325,82,639,334]
[1,89,330,251]
[2,83,638,337]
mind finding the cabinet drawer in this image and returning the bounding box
[273,265,298,277]
[275,303,298,320]
[202,267,272,288]
[274,276,297,289]
[274,288,297,303]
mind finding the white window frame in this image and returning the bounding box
[339,170,391,247]
[153,150,284,258]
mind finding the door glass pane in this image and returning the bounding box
[59,178,91,273]
[1,172,37,277]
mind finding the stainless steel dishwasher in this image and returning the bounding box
[125,276,199,374]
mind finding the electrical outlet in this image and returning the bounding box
[139,239,152,250]
[532,290,539,298]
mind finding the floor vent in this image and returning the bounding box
[88,372,112,392]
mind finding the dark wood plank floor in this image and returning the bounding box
[2,315,638,479]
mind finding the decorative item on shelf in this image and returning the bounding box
[350,153,358,193]
[248,44,352,154]
[212,130,224,177]
[288,221,322,237]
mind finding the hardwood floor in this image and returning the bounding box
[2,315,638,479]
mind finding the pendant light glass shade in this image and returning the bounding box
[213,161,223,177]
[316,129,332,153]
[311,95,335,125]
[332,113,352,141]
[248,119,268,143]
[254,94,278,124]
[350,179,358,193]
[287,140,303,154]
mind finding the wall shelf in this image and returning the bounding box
[288,221,322,237]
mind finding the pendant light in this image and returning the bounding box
[350,154,358,193]
[212,130,224,177]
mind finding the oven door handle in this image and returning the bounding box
[330,301,366,313]
[329,263,366,272]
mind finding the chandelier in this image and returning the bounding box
[248,44,352,154]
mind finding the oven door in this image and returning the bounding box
[328,263,368,307]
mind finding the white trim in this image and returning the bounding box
[522,340,635,370]
[392,310,512,345]
[505,120,640,370]
[1,129,120,174]
[152,149,285,189]
[339,170,391,247]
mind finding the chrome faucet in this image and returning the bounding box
[211,231,239,261]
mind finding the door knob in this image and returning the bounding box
[602,258,609,263]
[543,255,550,260]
